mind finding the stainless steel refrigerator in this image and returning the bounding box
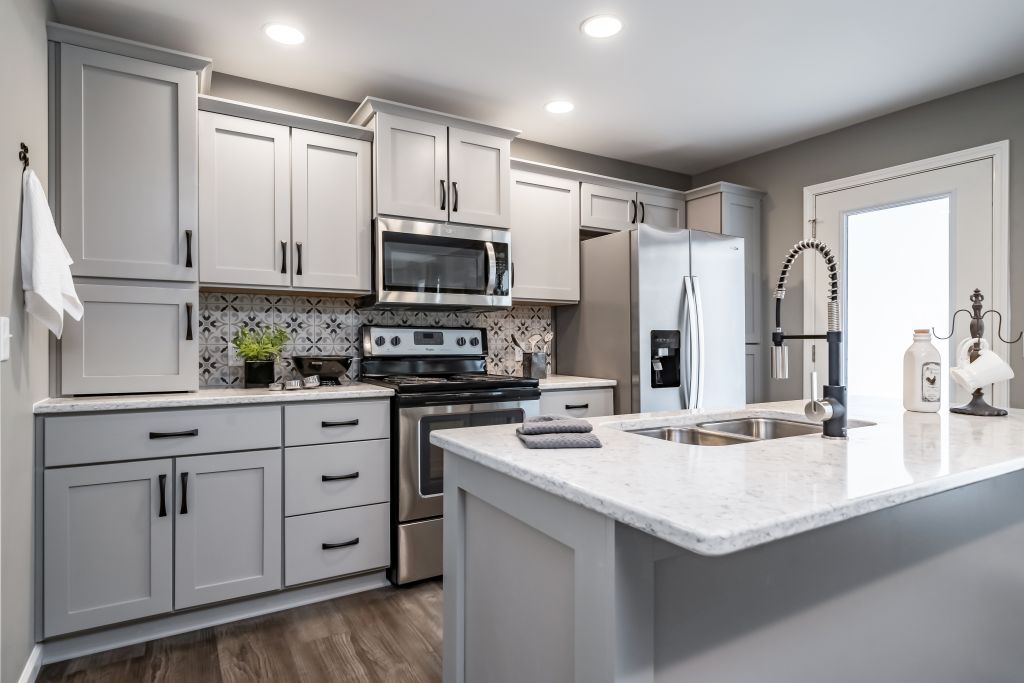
[555,223,746,413]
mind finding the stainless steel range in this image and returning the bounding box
[360,325,540,585]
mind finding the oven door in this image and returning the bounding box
[397,393,539,523]
[375,218,511,308]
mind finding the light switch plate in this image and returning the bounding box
[0,317,10,362]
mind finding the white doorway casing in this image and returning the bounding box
[801,141,1010,405]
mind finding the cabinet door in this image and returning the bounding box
[448,127,511,229]
[374,113,448,221]
[44,460,173,637]
[637,192,685,229]
[60,45,197,281]
[61,284,198,395]
[199,113,291,287]
[580,183,637,231]
[721,192,763,344]
[175,450,282,609]
[745,344,764,403]
[510,171,579,303]
[685,193,723,234]
[291,129,372,292]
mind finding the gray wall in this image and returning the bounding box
[694,73,1024,408]
[1,0,51,679]
[209,73,691,191]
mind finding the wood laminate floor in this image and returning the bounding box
[38,580,443,683]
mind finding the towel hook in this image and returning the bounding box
[18,143,29,170]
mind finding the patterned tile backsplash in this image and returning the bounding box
[198,292,554,386]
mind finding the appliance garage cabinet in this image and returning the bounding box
[349,98,520,229]
[38,399,391,639]
[510,168,581,304]
[197,97,374,293]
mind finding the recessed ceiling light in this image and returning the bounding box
[545,100,575,114]
[581,15,622,38]
[263,23,305,45]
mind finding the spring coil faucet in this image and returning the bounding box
[771,239,848,439]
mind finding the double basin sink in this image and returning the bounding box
[627,417,868,446]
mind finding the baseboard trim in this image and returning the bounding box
[18,644,43,683]
[40,572,388,665]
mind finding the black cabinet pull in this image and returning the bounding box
[185,302,194,341]
[149,428,199,439]
[322,419,359,428]
[452,181,459,212]
[639,202,645,224]
[511,262,515,289]
[322,537,360,550]
[440,180,447,210]
[565,403,590,410]
[322,472,360,482]
[295,242,303,276]
[158,474,167,518]
[280,240,287,274]
[630,199,637,224]
[180,472,189,515]
[184,229,193,268]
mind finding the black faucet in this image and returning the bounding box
[770,239,848,439]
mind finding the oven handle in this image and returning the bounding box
[484,242,497,295]
[398,390,541,408]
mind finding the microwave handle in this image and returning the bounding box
[484,242,497,294]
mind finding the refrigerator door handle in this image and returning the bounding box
[691,275,707,409]
[683,276,700,408]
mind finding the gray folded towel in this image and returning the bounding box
[518,415,593,435]
[517,431,602,449]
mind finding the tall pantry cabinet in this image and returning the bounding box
[49,24,211,395]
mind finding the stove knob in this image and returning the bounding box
[374,336,386,347]
[390,336,402,347]
[469,337,481,347]
[456,337,467,347]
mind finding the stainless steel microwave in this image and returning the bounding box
[372,218,512,309]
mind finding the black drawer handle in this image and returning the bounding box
[321,419,359,428]
[185,302,194,341]
[322,537,360,550]
[184,229,193,268]
[322,472,360,482]
[180,472,189,515]
[158,474,167,518]
[565,403,590,410]
[149,428,199,439]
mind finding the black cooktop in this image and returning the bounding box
[364,373,539,394]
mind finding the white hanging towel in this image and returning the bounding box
[20,168,83,338]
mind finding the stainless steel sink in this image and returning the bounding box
[697,417,823,440]
[626,427,756,446]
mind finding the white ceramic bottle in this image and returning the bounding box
[903,329,941,412]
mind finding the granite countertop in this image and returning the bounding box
[34,382,394,414]
[538,375,616,390]
[430,397,1024,556]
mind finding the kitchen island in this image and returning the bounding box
[432,399,1024,683]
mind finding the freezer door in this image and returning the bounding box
[635,223,691,413]
[688,230,747,409]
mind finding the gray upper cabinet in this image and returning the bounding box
[199,112,291,288]
[448,127,510,229]
[44,459,173,637]
[174,450,282,609]
[637,192,685,230]
[580,183,637,231]
[291,129,372,292]
[61,283,198,395]
[374,112,449,222]
[510,170,580,303]
[59,45,198,282]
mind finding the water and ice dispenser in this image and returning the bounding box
[650,330,681,388]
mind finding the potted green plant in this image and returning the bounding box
[232,325,289,387]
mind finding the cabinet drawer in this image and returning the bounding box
[285,503,389,586]
[45,406,281,467]
[284,400,390,446]
[539,388,614,418]
[285,440,389,516]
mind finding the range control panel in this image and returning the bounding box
[362,326,486,357]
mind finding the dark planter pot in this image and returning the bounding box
[244,360,276,388]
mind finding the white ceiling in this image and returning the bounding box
[52,0,1024,174]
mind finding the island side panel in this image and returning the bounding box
[651,468,1024,682]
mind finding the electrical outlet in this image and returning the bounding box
[513,347,523,362]
[228,344,242,367]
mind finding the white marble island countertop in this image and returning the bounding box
[430,398,1024,556]
[34,382,394,414]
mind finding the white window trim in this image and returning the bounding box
[800,141,1010,404]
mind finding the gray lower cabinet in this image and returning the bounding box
[539,387,615,418]
[174,450,282,609]
[60,283,198,395]
[44,459,174,638]
[285,503,390,586]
